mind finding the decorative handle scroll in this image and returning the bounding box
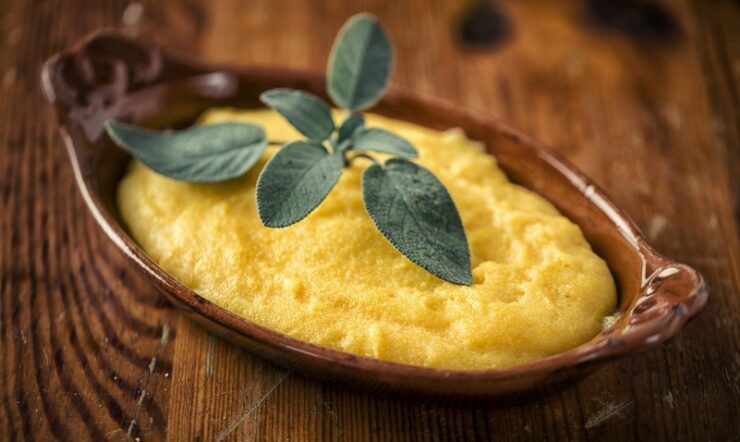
[617,262,707,347]
[44,32,162,115]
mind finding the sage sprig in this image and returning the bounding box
[105,13,473,285]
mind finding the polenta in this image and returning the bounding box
[117,109,616,369]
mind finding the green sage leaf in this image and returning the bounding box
[260,89,335,140]
[335,139,353,152]
[105,120,267,183]
[337,113,365,142]
[362,158,472,285]
[352,127,417,158]
[327,14,393,111]
[257,141,344,227]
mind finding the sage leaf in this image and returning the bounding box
[105,120,267,182]
[327,14,392,111]
[362,158,472,285]
[257,141,344,227]
[260,89,335,140]
[337,113,365,142]
[335,139,353,153]
[352,127,417,158]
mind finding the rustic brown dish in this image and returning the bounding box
[41,31,707,398]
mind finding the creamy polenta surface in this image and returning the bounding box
[117,109,616,369]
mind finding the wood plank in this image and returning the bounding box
[0,0,737,440]
[0,1,186,440]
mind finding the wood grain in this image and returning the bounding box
[1,0,738,440]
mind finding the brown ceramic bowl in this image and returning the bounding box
[41,31,707,398]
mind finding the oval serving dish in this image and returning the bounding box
[41,31,707,398]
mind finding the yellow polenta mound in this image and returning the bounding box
[118,109,616,369]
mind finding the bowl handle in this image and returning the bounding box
[41,31,207,122]
[43,32,154,113]
[41,31,214,149]
[618,250,708,349]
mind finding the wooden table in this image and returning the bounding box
[1,0,738,440]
